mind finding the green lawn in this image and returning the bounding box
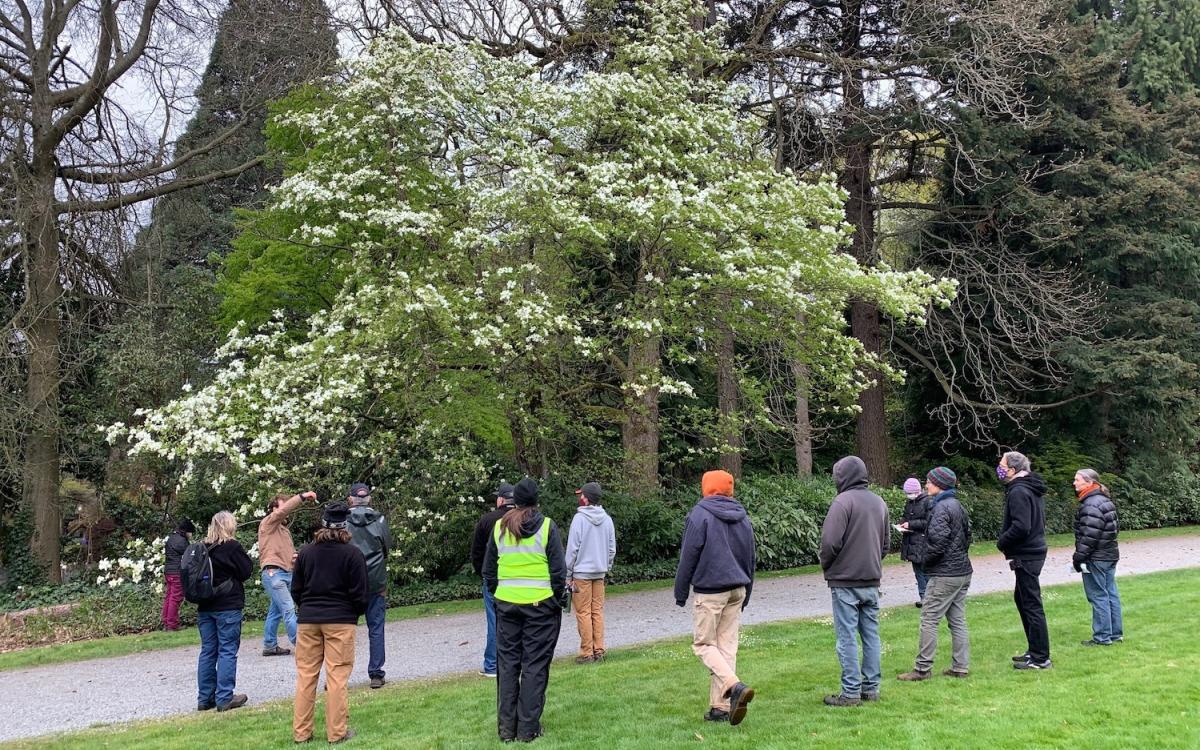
[7,567,1200,750]
[1,524,1196,674]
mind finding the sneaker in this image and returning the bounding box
[216,694,248,712]
[823,694,861,707]
[1011,652,1031,663]
[704,708,730,722]
[331,729,356,744]
[294,738,312,745]
[860,692,880,701]
[262,645,292,657]
[516,729,543,743]
[479,670,498,678]
[1013,658,1053,670]
[1081,639,1111,647]
[726,682,755,726]
[1112,636,1124,643]
[574,655,594,664]
[370,676,385,689]
[897,670,931,681]
[942,669,969,678]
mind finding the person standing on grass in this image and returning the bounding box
[196,511,254,713]
[898,467,973,682]
[566,481,617,664]
[471,482,516,677]
[161,518,195,631]
[898,477,932,607]
[819,455,889,707]
[258,489,320,657]
[291,502,369,745]
[997,451,1052,670]
[346,482,393,688]
[483,477,567,743]
[1072,468,1124,646]
[674,469,756,727]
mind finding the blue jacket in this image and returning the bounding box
[673,496,756,609]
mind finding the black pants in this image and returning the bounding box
[496,598,562,740]
[1012,556,1050,661]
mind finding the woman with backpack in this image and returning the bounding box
[898,477,933,607]
[195,510,253,712]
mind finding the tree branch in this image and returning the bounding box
[56,155,266,214]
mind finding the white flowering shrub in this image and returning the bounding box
[94,532,261,594]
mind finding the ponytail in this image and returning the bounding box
[500,506,537,540]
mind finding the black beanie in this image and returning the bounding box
[177,518,196,534]
[514,478,539,507]
[322,501,351,529]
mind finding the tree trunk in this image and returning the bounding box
[792,356,813,478]
[716,322,741,478]
[622,332,661,499]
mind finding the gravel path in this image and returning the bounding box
[2,534,1198,742]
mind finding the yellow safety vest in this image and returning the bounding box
[494,517,552,605]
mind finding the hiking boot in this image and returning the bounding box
[1011,652,1031,663]
[914,601,922,608]
[942,669,969,678]
[574,655,594,664]
[860,692,880,702]
[331,729,356,744]
[216,694,248,712]
[197,702,215,712]
[370,676,385,689]
[726,682,755,726]
[704,708,730,722]
[897,670,931,681]
[1081,639,1111,647]
[823,694,861,707]
[262,645,291,657]
[593,650,606,662]
[1014,658,1053,670]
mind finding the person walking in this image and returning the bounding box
[819,456,889,707]
[470,482,516,677]
[673,470,756,726]
[346,482,393,688]
[565,481,617,664]
[291,502,369,745]
[196,511,254,712]
[161,518,195,631]
[898,477,932,607]
[997,451,1052,670]
[482,478,567,743]
[258,490,319,656]
[1072,468,1123,646]
[898,467,973,682]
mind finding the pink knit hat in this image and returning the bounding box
[903,477,922,496]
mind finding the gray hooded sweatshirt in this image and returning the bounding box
[565,505,616,580]
[819,456,890,588]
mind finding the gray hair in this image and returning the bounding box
[1076,468,1101,483]
[348,494,370,507]
[1002,451,1030,473]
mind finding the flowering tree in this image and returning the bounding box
[109,0,954,561]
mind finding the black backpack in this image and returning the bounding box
[180,542,233,604]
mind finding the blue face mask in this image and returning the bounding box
[996,464,1009,482]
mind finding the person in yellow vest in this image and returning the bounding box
[482,477,567,743]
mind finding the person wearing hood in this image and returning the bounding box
[565,481,617,663]
[346,482,393,689]
[898,477,932,607]
[471,482,516,677]
[1072,468,1123,646]
[898,467,973,682]
[673,470,756,727]
[482,478,567,743]
[162,517,195,631]
[997,450,1052,670]
[819,456,889,707]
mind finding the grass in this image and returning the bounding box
[1,524,1196,674]
[7,567,1199,750]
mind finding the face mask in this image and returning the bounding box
[996,464,1009,482]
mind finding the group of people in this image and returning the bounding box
[161,449,1125,744]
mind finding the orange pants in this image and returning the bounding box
[293,623,356,742]
[572,579,606,657]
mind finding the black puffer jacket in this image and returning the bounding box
[997,474,1048,560]
[899,493,933,564]
[1073,487,1119,565]
[924,489,973,577]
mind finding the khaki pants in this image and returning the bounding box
[293,623,356,743]
[572,579,606,657]
[692,587,744,710]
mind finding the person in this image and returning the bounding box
[258,490,320,656]
[1072,468,1123,646]
[673,470,756,726]
[291,502,369,745]
[470,482,516,677]
[898,467,973,682]
[819,455,889,707]
[898,477,932,607]
[161,518,195,631]
[196,511,254,712]
[482,477,567,743]
[997,450,1052,669]
[565,481,617,664]
[346,482,393,688]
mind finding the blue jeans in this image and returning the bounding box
[912,562,929,600]
[262,568,297,648]
[1081,560,1124,643]
[831,586,881,697]
[366,592,387,679]
[482,579,497,674]
[197,609,243,707]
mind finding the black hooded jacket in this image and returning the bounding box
[481,509,567,605]
[673,496,756,608]
[819,457,890,588]
[899,493,933,564]
[1074,487,1119,565]
[997,474,1048,560]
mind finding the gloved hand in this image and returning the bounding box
[675,599,686,608]
[1071,556,1083,573]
